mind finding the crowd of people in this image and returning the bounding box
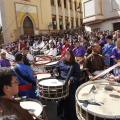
[0,28,120,120]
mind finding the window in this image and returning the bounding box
[76,18,78,27]
[70,0,72,9]
[51,0,54,6]
[64,0,67,8]
[52,16,57,29]
[71,18,74,28]
[57,0,61,7]
[59,16,63,30]
[74,1,77,11]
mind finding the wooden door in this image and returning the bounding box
[23,16,34,35]
[113,22,120,31]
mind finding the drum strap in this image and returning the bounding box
[14,67,36,86]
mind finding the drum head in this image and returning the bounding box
[20,100,43,117]
[45,61,58,66]
[38,78,65,87]
[36,73,51,79]
[76,80,120,119]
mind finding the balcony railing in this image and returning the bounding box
[51,7,56,15]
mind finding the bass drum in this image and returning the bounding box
[76,80,120,120]
[20,98,48,120]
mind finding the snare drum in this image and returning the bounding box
[45,61,58,72]
[38,78,69,100]
[20,99,43,119]
[76,80,120,120]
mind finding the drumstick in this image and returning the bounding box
[64,66,74,86]
[92,63,120,81]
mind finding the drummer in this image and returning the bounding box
[83,43,105,80]
[12,53,36,98]
[107,76,120,93]
[55,48,81,120]
[0,51,11,68]
[61,38,73,57]
[0,68,34,120]
[111,38,120,63]
[22,47,31,66]
[72,40,86,64]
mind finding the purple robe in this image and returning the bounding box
[72,46,86,57]
[99,38,107,45]
[111,47,120,76]
[111,47,120,59]
[0,58,11,67]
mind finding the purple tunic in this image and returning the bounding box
[99,39,107,45]
[0,58,11,67]
[111,47,120,59]
[72,46,86,57]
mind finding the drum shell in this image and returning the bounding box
[76,102,120,120]
[45,64,56,72]
[75,80,120,120]
[38,78,69,101]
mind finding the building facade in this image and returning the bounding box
[82,0,120,32]
[0,0,81,44]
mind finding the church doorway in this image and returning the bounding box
[23,16,34,34]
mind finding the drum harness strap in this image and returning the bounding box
[14,67,36,90]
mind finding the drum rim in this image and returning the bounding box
[34,72,51,76]
[35,59,51,66]
[75,79,120,119]
[20,98,43,116]
[38,77,65,87]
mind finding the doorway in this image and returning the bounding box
[113,22,120,31]
[23,16,34,35]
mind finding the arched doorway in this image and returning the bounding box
[23,16,34,34]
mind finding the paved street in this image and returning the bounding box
[41,100,61,120]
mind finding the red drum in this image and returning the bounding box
[35,55,52,62]
[35,56,51,66]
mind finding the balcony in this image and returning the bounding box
[58,8,62,16]
[65,9,68,16]
[83,0,103,24]
[51,7,56,15]
[75,12,78,18]
[70,11,73,17]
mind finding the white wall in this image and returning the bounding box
[89,18,120,31]
[0,10,2,26]
[102,0,120,19]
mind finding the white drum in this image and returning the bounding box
[20,99,43,119]
[76,80,120,120]
[38,78,69,101]
[45,61,58,72]
[36,73,51,80]
[6,53,15,61]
